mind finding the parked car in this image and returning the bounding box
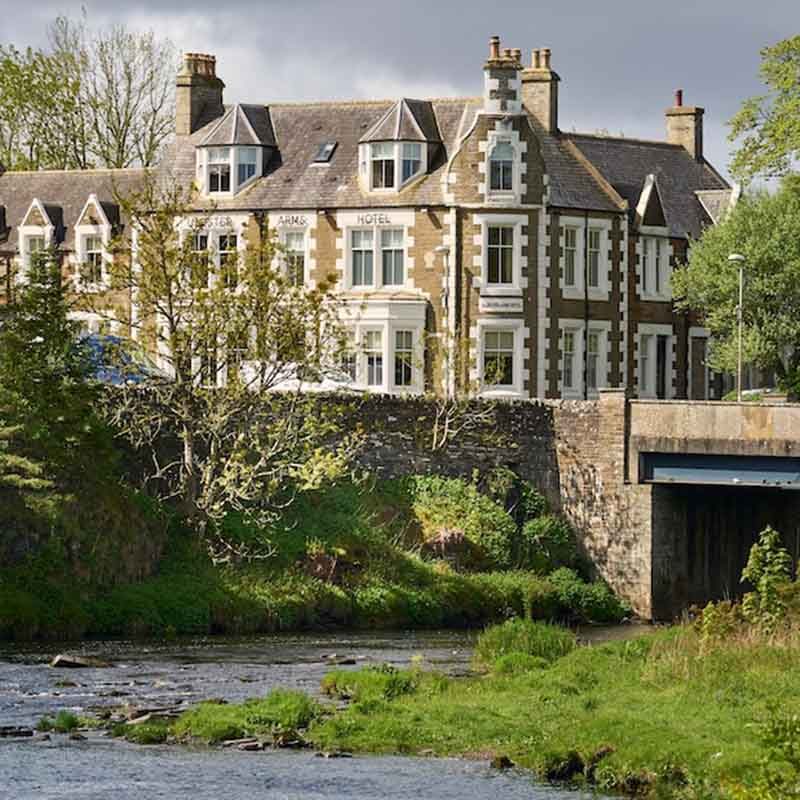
[79,334,169,385]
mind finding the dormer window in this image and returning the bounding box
[489,142,513,192]
[208,148,231,193]
[361,141,428,193]
[371,143,395,189]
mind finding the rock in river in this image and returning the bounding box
[50,654,113,669]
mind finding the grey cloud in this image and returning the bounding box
[2,0,799,176]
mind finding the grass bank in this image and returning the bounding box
[0,476,628,641]
[165,610,800,799]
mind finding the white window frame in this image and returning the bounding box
[393,328,415,390]
[558,318,611,400]
[358,141,427,194]
[559,216,612,301]
[344,222,411,291]
[476,318,525,398]
[474,213,526,297]
[480,125,525,205]
[16,199,55,284]
[281,228,308,287]
[638,230,673,302]
[636,322,674,399]
[200,146,263,197]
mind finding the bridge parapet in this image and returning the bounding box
[628,400,800,482]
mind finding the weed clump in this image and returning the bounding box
[474,618,576,670]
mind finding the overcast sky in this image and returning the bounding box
[2,0,798,177]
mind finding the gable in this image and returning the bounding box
[635,174,667,229]
[22,199,51,228]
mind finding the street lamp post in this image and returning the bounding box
[728,253,746,402]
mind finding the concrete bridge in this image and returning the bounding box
[569,392,800,619]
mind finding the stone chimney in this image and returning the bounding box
[665,89,704,161]
[483,36,523,115]
[521,48,560,134]
[176,53,225,136]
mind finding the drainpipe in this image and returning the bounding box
[583,211,589,400]
[435,244,454,399]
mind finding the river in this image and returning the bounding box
[0,630,595,799]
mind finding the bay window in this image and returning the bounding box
[487,225,514,284]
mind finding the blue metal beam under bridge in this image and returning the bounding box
[640,453,800,490]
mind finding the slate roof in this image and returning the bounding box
[168,99,474,211]
[0,99,728,244]
[565,133,730,238]
[0,169,145,250]
[360,98,442,143]
[198,103,276,148]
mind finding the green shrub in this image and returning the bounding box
[321,664,419,702]
[493,652,549,675]
[409,476,516,570]
[516,515,576,572]
[741,526,793,631]
[244,689,322,730]
[123,722,169,744]
[474,618,576,669]
[37,710,79,733]
[548,568,629,623]
[518,482,547,522]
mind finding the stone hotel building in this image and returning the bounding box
[0,37,738,400]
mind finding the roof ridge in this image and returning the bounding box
[564,131,683,149]
[266,96,478,109]
[0,167,145,176]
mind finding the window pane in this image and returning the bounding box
[394,329,413,387]
[483,329,514,386]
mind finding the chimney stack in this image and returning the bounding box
[176,52,225,136]
[483,36,523,115]
[666,89,704,161]
[521,48,560,134]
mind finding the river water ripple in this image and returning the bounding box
[0,630,600,799]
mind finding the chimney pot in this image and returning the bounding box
[541,48,552,69]
[532,49,541,68]
[512,48,522,62]
[503,48,513,58]
[675,89,683,107]
[489,36,500,59]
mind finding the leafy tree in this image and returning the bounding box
[89,174,359,561]
[729,35,800,183]
[672,177,800,393]
[0,14,175,170]
[0,249,110,500]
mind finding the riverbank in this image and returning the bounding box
[162,610,800,800]
[0,477,628,641]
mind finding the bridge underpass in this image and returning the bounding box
[642,455,800,618]
[626,401,800,619]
